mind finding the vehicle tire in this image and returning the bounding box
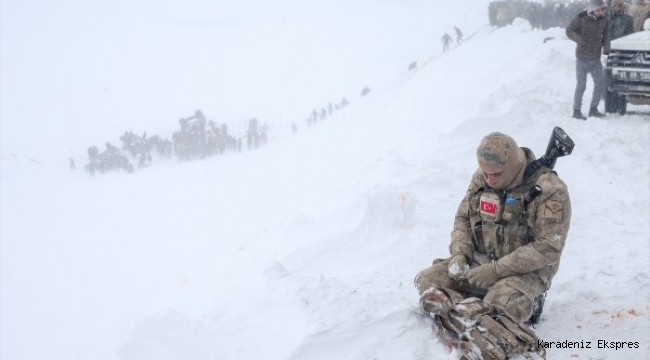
[604,90,619,113]
[617,97,627,115]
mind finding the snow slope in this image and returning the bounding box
[1,1,649,360]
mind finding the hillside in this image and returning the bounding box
[1,1,649,360]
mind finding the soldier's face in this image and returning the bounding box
[483,171,504,188]
[593,8,605,17]
[480,161,508,189]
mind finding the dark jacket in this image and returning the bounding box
[566,11,611,60]
[610,12,634,40]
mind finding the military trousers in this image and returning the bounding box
[414,257,547,323]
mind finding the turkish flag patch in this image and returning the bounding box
[480,200,497,214]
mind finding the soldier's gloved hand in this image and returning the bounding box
[467,262,500,289]
[419,287,453,316]
[448,255,469,280]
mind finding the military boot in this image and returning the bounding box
[588,107,606,118]
[572,109,587,120]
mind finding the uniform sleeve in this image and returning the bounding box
[494,173,572,277]
[449,170,483,259]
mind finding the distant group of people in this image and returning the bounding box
[245,117,267,150]
[85,142,135,175]
[301,97,351,129]
[489,0,588,29]
[77,74,381,176]
[173,110,243,160]
[489,0,649,31]
[441,26,464,52]
[79,90,363,175]
[81,110,261,175]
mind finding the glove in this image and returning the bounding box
[419,287,452,316]
[467,262,500,289]
[448,255,469,280]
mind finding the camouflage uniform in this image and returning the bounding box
[415,133,572,324]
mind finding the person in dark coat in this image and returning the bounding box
[566,0,611,119]
[441,33,453,52]
[610,0,635,39]
[453,26,464,43]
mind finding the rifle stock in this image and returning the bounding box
[524,127,574,179]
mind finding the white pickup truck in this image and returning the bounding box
[604,19,650,114]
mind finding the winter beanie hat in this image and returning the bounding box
[587,0,606,12]
[611,0,625,9]
[476,132,526,190]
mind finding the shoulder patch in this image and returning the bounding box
[544,200,563,220]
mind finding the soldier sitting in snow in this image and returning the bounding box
[414,132,572,359]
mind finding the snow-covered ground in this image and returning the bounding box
[1,1,649,360]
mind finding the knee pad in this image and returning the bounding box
[413,261,449,294]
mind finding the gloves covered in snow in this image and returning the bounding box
[467,262,500,289]
[419,287,453,316]
[448,255,469,280]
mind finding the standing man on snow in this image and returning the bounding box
[454,26,464,43]
[566,0,611,120]
[441,33,453,52]
[414,131,572,359]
